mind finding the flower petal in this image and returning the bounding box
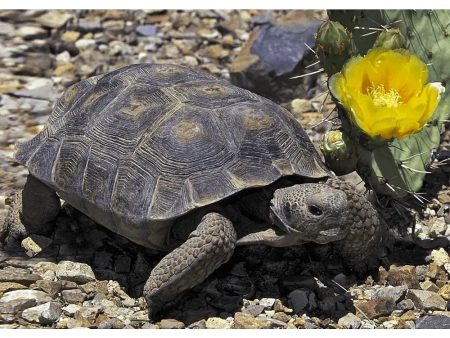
[330,47,440,140]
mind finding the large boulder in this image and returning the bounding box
[230,11,322,102]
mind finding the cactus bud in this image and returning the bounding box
[320,129,357,175]
[315,20,355,76]
[373,28,408,50]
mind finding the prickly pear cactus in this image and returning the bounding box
[322,10,450,199]
[328,10,450,127]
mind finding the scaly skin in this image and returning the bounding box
[143,212,237,319]
[326,178,392,273]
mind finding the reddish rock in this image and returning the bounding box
[385,265,420,288]
[355,298,395,319]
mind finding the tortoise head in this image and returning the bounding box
[269,183,351,244]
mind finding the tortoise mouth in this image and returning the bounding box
[269,204,297,235]
[269,203,348,244]
[314,227,346,244]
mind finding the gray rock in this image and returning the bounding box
[230,18,321,101]
[98,317,126,329]
[61,289,86,304]
[60,280,78,290]
[372,285,407,303]
[337,312,361,329]
[0,298,37,314]
[0,270,42,286]
[14,78,55,101]
[136,25,157,36]
[160,318,186,329]
[397,299,415,311]
[406,289,447,310]
[288,289,311,314]
[188,319,208,329]
[0,314,15,324]
[130,310,148,321]
[21,301,62,324]
[0,290,52,305]
[62,304,82,316]
[141,322,159,329]
[56,261,96,284]
[416,315,450,329]
[243,304,265,317]
[333,273,352,288]
[74,19,102,33]
[36,280,61,298]
[415,265,428,282]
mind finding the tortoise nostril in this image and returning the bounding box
[308,205,323,216]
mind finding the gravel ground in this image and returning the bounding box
[0,10,449,329]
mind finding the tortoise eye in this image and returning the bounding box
[308,205,323,216]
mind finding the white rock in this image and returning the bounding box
[258,298,276,309]
[35,11,72,29]
[62,304,82,316]
[382,320,398,329]
[338,312,361,329]
[0,22,15,36]
[56,261,96,284]
[205,317,232,329]
[429,218,447,237]
[0,290,51,305]
[56,51,72,65]
[75,39,96,51]
[431,248,450,266]
[21,302,62,324]
[15,26,47,39]
[21,235,52,257]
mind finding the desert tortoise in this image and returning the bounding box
[3,63,386,318]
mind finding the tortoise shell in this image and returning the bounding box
[15,64,330,247]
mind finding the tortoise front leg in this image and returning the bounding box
[1,175,60,245]
[143,212,237,319]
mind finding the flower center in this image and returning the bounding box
[368,84,402,108]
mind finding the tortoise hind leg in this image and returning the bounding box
[143,212,237,320]
[1,175,60,245]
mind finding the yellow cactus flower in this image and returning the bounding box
[329,48,443,139]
